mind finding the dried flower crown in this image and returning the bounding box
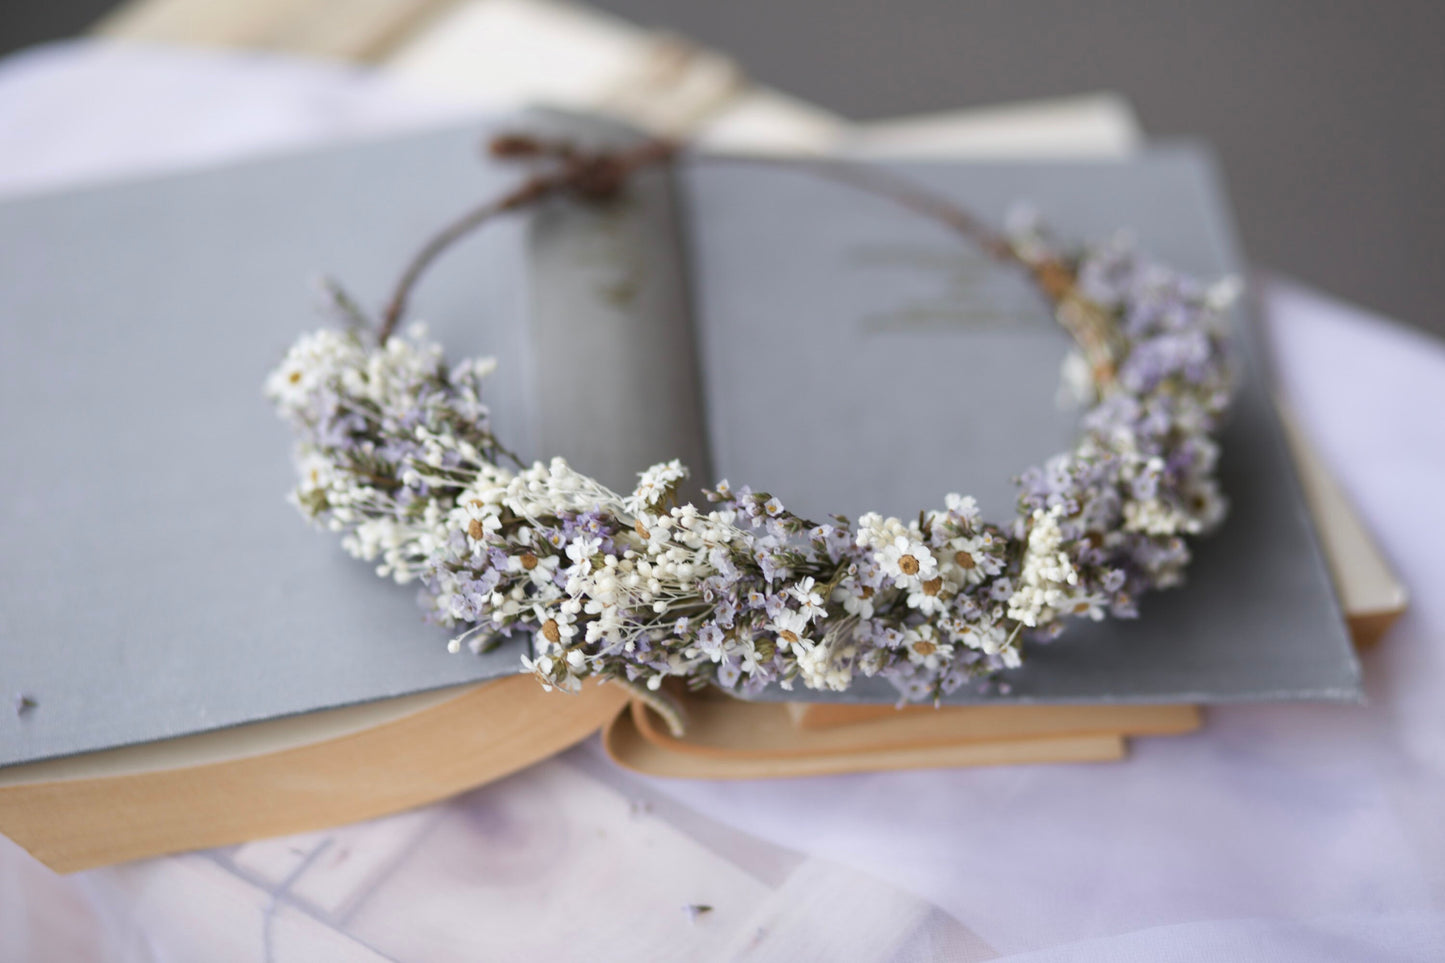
[267,133,1238,712]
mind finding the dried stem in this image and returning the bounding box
[376,135,677,345]
[811,161,1119,380]
[795,160,1019,263]
[376,133,1116,383]
[700,152,1119,384]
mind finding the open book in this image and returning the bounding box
[0,111,1372,870]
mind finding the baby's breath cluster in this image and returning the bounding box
[267,226,1237,703]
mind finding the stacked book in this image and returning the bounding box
[0,0,1405,873]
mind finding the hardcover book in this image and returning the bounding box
[0,112,1369,869]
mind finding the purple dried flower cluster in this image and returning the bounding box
[268,228,1237,703]
[265,326,510,581]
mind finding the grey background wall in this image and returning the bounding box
[3,0,1442,338]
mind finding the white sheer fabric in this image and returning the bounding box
[1,41,1440,962]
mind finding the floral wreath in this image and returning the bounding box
[266,133,1238,717]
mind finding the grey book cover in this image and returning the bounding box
[0,118,1358,769]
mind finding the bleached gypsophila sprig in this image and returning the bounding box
[267,217,1237,705]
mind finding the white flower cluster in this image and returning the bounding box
[265,325,504,586]
[1007,506,1084,628]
